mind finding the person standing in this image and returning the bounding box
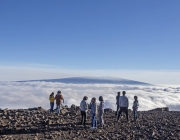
[55,90,64,114]
[80,96,89,127]
[117,91,129,121]
[98,96,104,128]
[49,92,55,113]
[115,92,121,116]
[90,97,97,129]
[132,96,139,121]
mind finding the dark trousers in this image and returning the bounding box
[50,102,54,113]
[133,110,138,121]
[115,105,120,116]
[81,111,87,125]
[118,107,128,121]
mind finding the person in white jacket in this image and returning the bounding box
[117,91,129,121]
[80,96,89,126]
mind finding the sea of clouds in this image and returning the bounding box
[0,81,179,111]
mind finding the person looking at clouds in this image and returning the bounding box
[132,96,139,121]
[49,92,55,113]
[117,91,129,122]
[115,91,121,116]
[80,96,89,127]
[98,96,105,128]
[90,97,97,129]
[55,90,64,114]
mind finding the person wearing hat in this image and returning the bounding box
[55,90,64,114]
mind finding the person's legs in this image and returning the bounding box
[95,115,97,127]
[101,113,104,126]
[125,107,128,121]
[99,111,104,127]
[118,107,123,120]
[81,111,84,125]
[115,105,119,116]
[56,104,60,114]
[91,114,94,127]
[59,104,61,113]
[136,111,138,120]
[98,112,101,126]
[50,103,52,113]
[84,111,87,126]
[50,102,54,113]
[133,110,137,121]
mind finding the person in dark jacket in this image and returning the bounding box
[55,90,64,114]
[80,96,88,127]
[90,97,97,129]
[115,92,121,116]
[98,96,104,128]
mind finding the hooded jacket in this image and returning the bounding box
[80,100,88,112]
[55,93,64,105]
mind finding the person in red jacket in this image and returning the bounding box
[55,90,64,114]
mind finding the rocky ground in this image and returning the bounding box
[0,105,180,140]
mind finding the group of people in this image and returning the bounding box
[49,90,139,129]
[49,91,64,114]
[115,91,139,122]
[80,96,104,129]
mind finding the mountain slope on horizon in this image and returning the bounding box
[18,77,152,85]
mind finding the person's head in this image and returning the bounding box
[57,90,61,94]
[91,97,96,103]
[122,91,126,96]
[99,96,103,101]
[50,92,54,96]
[83,96,88,100]
[117,92,120,96]
[134,96,138,101]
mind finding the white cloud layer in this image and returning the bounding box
[0,81,179,111]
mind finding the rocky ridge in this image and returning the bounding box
[0,105,180,140]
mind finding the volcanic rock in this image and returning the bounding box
[0,106,179,139]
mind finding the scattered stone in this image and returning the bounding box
[0,106,179,139]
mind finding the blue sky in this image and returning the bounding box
[0,0,180,84]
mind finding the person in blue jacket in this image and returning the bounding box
[89,97,97,129]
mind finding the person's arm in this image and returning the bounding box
[127,98,129,107]
[95,103,97,115]
[98,102,101,112]
[61,95,64,103]
[80,101,82,110]
[85,102,88,111]
[119,96,121,107]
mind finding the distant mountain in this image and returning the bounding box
[18,77,151,85]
